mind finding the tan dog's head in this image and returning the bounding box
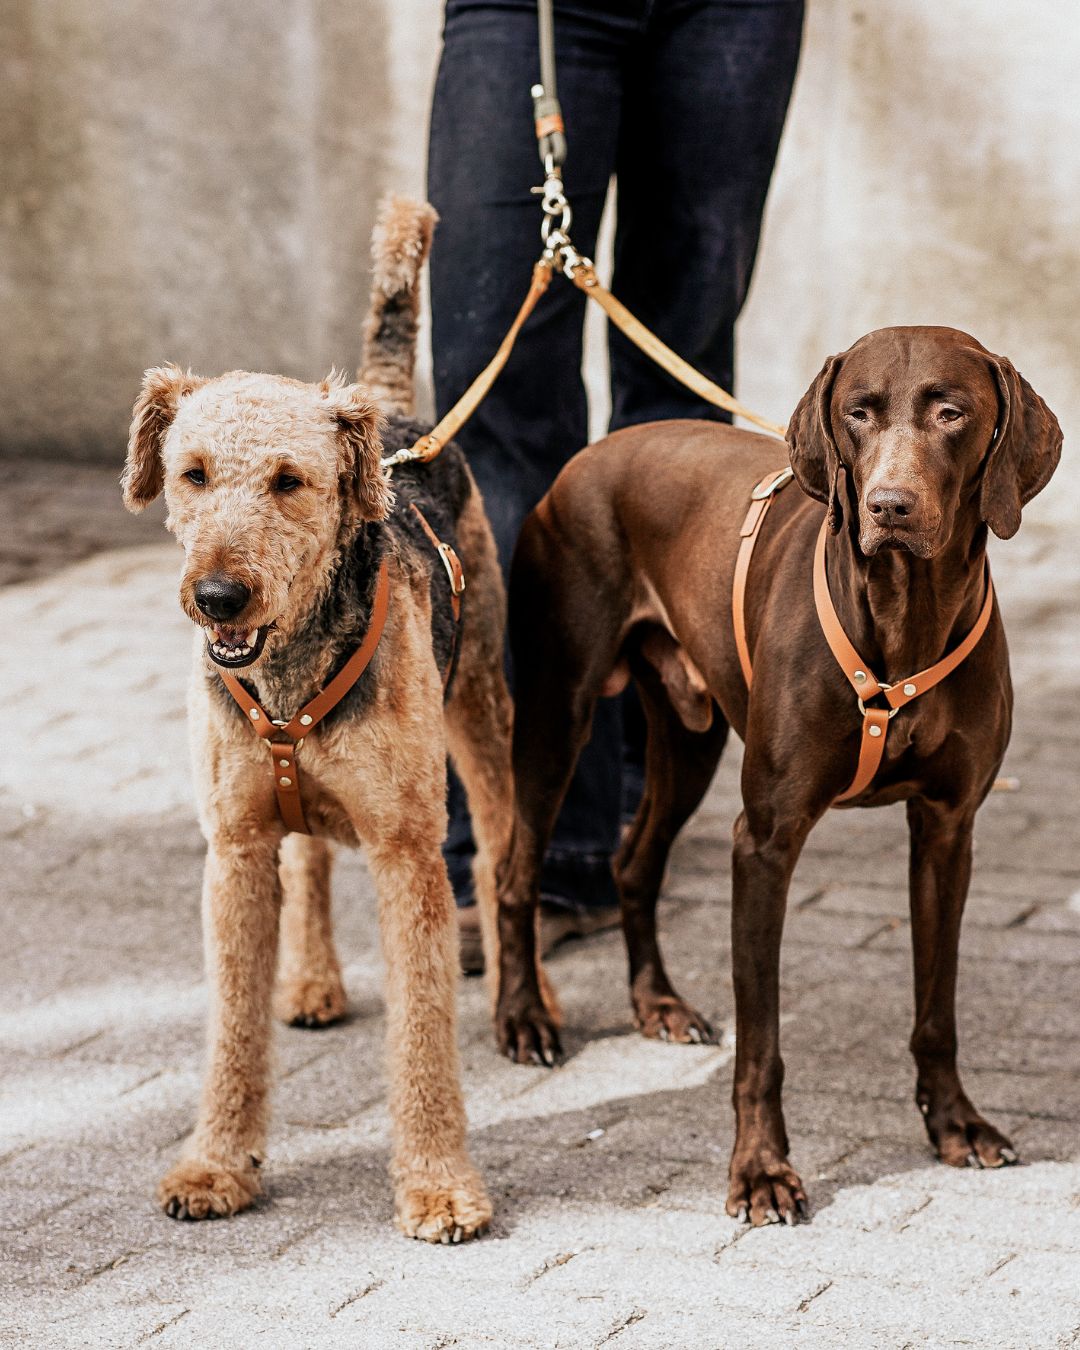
[787,327,1061,558]
[123,367,392,669]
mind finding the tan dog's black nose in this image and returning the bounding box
[866,485,918,525]
[194,575,251,621]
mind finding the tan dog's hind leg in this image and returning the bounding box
[445,488,560,1023]
[274,833,347,1028]
[159,831,281,1219]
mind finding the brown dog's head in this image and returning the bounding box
[787,327,1061,558]
[122,366,392,669]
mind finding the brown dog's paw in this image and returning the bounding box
[158,1158,261,1221]
[496,998,563,1067]
[920,1097,1019,1169]
[394,1168,492,1244]
[726,1154,808,1227]
[633,992,715,1045]
[274,974,347,1028]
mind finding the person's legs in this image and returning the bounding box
[609,0,804,430]
[610,0,803,808]
[427,0,635,918]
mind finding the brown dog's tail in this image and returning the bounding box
[358,195,438,417]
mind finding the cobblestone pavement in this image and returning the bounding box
[0,462,1078,1349]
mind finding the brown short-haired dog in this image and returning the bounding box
[123,199,509,1243]
[493,326,1061,1225]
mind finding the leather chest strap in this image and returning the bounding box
[813,520,995,803]
[218,558,391,833]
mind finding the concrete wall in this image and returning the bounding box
[2,0,1076,525]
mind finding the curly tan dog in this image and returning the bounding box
[122,198,511,1243]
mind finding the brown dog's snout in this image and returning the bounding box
[194,574,251,622]
[865,484,919,527]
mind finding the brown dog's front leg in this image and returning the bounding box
[907,796,1017,1168]
[158,832,282,1220]
[726,810,809,1226]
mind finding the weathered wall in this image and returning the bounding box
[0,0,396,459]
[1,0,1076,525]
[739,0,1079,529]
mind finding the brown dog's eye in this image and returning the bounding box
[274,474,302,493]
[183,467,206,486]
[938,407,963,424]
[848,408,870,422]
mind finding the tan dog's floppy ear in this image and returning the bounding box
[123,365,203,511]
[980,356,1062,539]
[787,353,845,533]
[323,380,393,523]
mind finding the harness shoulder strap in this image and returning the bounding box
[732,467,795,685]
[410,502,465,690]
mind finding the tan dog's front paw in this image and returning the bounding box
[274,974,347,1028]
[394,1167,492,1244]
[158,1158,261,1221]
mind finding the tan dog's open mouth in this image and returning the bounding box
[204,623,273,668]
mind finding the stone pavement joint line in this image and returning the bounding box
[0,464,1077,1348]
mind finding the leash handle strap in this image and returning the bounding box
[812,520,995,802]
[218,558,391,832]
[569,263,788,441]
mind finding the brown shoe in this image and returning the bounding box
[457,900,623,976]
[539,900,622,956]
[458,904,485,976]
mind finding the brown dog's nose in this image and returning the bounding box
[866,485,919,526]
[194,575,251,621]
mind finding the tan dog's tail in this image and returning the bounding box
[359,195,438,416]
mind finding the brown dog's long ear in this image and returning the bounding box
[123,365,203,511]
[787,354,846,533]
[980,356,1062,539]
[323,381,393,523]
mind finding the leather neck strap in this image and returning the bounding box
[219,558,391,834]
[813,519,995,801]
[733,469,995,804]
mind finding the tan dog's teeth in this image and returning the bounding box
[246,629,258,644]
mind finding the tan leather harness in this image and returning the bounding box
[219,504,465,834]
[733,468,996,803]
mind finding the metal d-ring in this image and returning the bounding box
[857,697,899,719]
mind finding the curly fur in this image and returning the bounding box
[122,198,513,1245]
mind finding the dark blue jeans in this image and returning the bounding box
[428,0,803,909]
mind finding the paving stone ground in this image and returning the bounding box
[0,461,1077,1349]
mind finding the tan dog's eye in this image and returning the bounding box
[183,467,206,486]
[274,474,302,493]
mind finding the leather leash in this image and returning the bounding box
[216,507,464,833]
[733,469,996,804]
[568,263,787,440]
[381,262,554,470]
